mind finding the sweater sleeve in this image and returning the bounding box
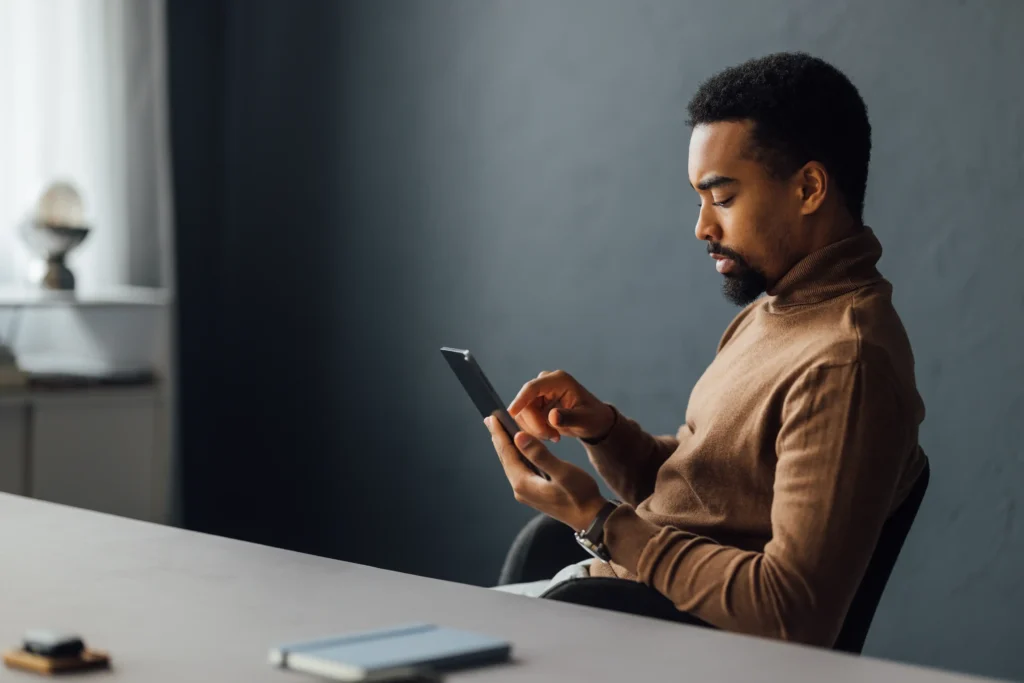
[601,361,915,646]
[582,407,679,507]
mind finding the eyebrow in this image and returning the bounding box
[693,175,738,192]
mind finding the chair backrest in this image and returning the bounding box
[832,459,930,654]
[529,459,931,654]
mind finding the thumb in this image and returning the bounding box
[514,431,563,475]
[549,407,597,434]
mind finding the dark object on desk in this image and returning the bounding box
[500,460,930,655]
[3,630,111,675]
[22,630,84,659]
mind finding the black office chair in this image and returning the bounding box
[498,460,930,654]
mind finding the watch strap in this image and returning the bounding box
[575,501,619,562]
[582,501,619,543]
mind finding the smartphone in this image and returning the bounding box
[440,347,550,480]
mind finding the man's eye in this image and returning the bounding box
[697,197,735,209]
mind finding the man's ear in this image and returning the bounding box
[796,162,828,215]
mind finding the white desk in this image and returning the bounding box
[0,494,993,682]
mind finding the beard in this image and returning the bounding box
[708,242,768,307]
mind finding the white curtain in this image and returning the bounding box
[0,0,173,290]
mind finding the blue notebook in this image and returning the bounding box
[269,623,511,681]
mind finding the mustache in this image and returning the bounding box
[706,242,747,265]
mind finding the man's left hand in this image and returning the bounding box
[484,413,608,531]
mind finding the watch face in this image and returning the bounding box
[576,535,610,562]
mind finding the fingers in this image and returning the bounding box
[508,370,570,416]
[485,414,538,485]
[513,431,564,478]
[515,402,561,442]
[486,414,564,482]
[538,397,562,442]
[484,413,510,442]
[550,407,575,428]
[513,410,559,442]
[508,371,575,442]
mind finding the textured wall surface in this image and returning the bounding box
[170,1,1024,679]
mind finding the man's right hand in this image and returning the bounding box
[508,370,616,444]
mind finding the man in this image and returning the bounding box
[484,52,927,648]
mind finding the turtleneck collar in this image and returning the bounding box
[767,227,884,310]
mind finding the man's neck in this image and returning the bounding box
[805,207,862,254]
[771,210,861,289]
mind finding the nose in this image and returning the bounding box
[694,204,722,243]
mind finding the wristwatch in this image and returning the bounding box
[575,501,619,562]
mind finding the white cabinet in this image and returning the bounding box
[0,285,173,523]
[0,386,170,523]
[0,402,27,494]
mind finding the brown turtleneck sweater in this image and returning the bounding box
[586,228,926,647]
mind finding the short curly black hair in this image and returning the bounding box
[687,52,871,222]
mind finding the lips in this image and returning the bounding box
[711,253,735,274]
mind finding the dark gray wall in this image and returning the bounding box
[170,1,1024,680]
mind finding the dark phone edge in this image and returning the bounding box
[440,347,550,480]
